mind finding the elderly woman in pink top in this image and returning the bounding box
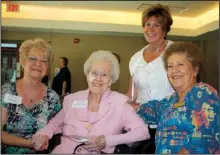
[32,50,150,154]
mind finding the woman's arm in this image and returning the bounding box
[105,103,150,147]
[1,106,34,148]
[46,93,62,134]
[62,81,67,96]
[36,108,65,139]
[126,76,138,102]
[137,99,163,126]
[126,76,139,110]
[36,95,68,138]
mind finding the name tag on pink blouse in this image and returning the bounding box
[72,100,88,108]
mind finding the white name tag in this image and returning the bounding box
[149,125,157,129]
[4,93,22,105]
[72,100,88,108]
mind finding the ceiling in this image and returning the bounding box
[2,1,219,37]
[7,1,218,17]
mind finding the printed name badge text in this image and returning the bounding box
[72,100,88,108]
[4,94,22,105]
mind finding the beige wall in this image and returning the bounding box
[2,31,52,42]
[199,40,219,92]
[51,33,147,93]
[2,31,146,93]
[2,29,219,94]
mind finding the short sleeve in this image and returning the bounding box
[1,83,13,109]
[1,95,8,108]
[62,68,70,82]
[129,49,145,76]
[129,54,136,76]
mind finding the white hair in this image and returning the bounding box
[84,50,120,83]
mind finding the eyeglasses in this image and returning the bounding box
[28,56,49,65]
[90,70,111,80]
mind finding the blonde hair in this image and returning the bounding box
[19,38,53,65]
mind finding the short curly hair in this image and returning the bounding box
[84,50,120,84]
[163,41,204,71]
[142,4,173,38]
[19,38,53,65]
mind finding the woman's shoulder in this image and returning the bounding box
[129,46,147,75]
[62,90,129,109]
[65,90,88,99]
[1,82,17,108]
[190,82,219,101]
[130,46,146,63]
[109,91,130,103]
[1,81,14,89]
[194,82,218,94]
[46,86,60,100]
[62,90,89,105]
[109,91,134,111]
[1,82,16,95]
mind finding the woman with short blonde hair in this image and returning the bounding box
[1,38,61,154]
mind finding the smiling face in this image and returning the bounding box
[23,47,48,80]
[87,60,112,95]
[143,16,165,44]
[167,53,198,93]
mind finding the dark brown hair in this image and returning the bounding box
[60,57,68,66]
[142,4,173,38]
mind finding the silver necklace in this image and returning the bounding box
[149,41,167,52]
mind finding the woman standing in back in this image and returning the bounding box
[127,4,174,109]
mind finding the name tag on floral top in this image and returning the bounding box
[4,93,22,105]
[172,101,185,109]
[72,100,88,108]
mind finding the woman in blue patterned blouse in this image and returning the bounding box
[1,38,62,154]
[137,41,219,154]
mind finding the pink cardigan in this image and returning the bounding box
[36,89,150,153]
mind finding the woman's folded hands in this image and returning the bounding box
[82,135,106,153]
[32,134,49,151]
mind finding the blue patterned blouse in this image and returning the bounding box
[1,82,62,154]
[137,82,219,154]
